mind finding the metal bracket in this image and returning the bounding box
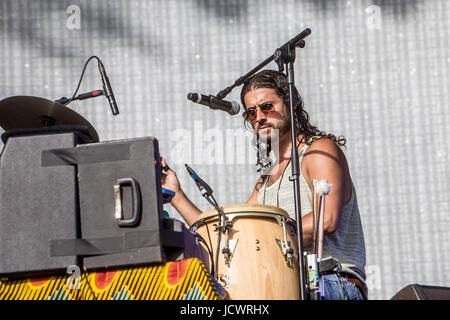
[220,238,238,266]
[318,257,341,274]
[275,238,295,268]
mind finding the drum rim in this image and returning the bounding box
[202,203,288,216]
[190,203,293,230]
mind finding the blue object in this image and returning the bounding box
[161,187,176,204]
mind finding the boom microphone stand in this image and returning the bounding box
[216,28,312,300]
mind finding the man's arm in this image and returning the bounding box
[245,176,264,204]
[170,189,203,226]
[300,138,352,246]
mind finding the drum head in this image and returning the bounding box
[192,203,290,228]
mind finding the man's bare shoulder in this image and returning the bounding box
[302,137,348,176]
[304,137,343,158]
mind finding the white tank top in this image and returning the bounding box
[257,139,367,282]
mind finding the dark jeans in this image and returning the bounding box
[322,274,364,300]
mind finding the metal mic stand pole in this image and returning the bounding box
[288,61,308,301]
[271,28,311,301]
[274,45,307,300]
[216,28,311,101]
[216,55,274,99]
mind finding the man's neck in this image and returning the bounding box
[274,130,303,162]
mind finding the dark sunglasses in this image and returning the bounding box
[242,102,277,121]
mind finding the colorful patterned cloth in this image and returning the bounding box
[0,258,225,300]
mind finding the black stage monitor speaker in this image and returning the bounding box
[76,137,164,270]
[42,137,167,271]
[391,284,450,300]
[0,132,80,276]
[0,131,184,277]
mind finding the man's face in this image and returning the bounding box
[243,87,291,141]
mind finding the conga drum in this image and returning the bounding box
[190,204,300,300]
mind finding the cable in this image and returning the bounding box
[63,55,102,106]
[204,194,228,282]
[195,224,215,277]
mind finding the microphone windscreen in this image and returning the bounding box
[230,101,241,115]
[187,93,201,103]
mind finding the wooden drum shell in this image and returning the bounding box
[191,204,300,300]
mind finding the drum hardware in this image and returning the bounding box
[220,238,238,265]
[214,218,234,266]
[306,253,320,293]
[282,218,295,267]
[306,179,333,300]
[221,234,232,266]
[274,215,296,267]
[318,257,341,274]
[275,239,294,268]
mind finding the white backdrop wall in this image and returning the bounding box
[0,0,448,300]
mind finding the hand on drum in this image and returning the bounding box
[161,157,180,197]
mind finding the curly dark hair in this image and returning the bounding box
[240,69,346,171]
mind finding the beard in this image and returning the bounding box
[255,118,291,143]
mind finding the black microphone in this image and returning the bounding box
[187,93,240,116]
[55,89,104,105]
[98,60,120,115]
[185,164,213,196]
[77,89,104,100]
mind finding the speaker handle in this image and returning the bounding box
[114,177,142,227]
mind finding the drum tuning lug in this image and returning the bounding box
[255,239,260,244]
[223,249,232,266]
[275,238,295,268]
[256,246,260,251]
[221,238,238,266]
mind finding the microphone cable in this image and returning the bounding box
[62,55,101,106]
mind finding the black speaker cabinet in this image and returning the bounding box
[0,132,80,276]
[76,137,164,270]
[391,284,450,300]
[0,131,184,277]
[42,136,167,271]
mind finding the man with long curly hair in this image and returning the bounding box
[162,70,367,300]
